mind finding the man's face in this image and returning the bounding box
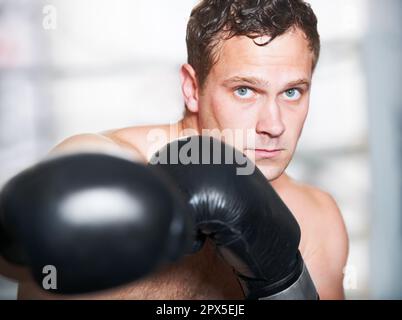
[196,28,314,180]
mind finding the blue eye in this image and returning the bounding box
[234,87,253,99]
[283,88,301,101]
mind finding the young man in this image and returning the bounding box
[2,0,349,300]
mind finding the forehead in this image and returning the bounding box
[210,28,314,81]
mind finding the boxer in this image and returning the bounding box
[0,0,348,300]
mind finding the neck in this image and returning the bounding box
[270,173,292,191]
[178,113,201,135]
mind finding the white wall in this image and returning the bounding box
[0,0,377,299]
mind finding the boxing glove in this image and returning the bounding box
[0,152,192,294]
[151,135,318,300]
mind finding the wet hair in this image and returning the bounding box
[186,0,320,87]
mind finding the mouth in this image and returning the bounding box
[246,148,283,159]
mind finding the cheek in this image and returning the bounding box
[283,105,309,140]
[208,92,258,129]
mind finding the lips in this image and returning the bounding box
[247,148,283,159]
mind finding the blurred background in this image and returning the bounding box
[0,0,401,299]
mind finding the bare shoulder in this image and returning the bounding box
[290,180,349,251]
[52,122,182,162]
[283,178,349,299]
[286,179,345,229]
[102,123,178,160]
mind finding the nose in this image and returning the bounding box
[255,98,285,138]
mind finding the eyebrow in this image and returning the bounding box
[222,76,311,90]
[222,76,269,88]
[286,79,311,90]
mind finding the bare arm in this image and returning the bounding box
[3,130,240,300]
[49,133,145,161]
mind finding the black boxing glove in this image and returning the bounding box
[151,136,318,300]
[0,152,192,294]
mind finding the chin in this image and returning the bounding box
[255,161,286,182]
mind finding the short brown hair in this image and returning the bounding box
[186,0,320,87]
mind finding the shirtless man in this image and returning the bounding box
[0,0,348,300]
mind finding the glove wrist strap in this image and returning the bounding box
[257,262,319,300]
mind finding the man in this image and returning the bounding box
[1,0,348,299]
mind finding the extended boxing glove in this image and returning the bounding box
[151,135,318,300]
[0,152,192,294]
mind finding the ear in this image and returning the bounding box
[180,64,200,113]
